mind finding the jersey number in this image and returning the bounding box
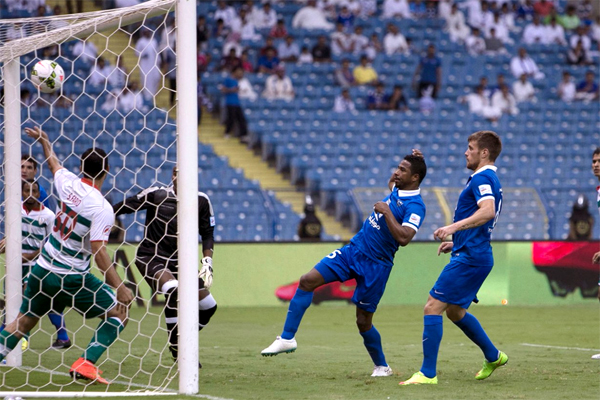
[326,250,342,259]
[53,209,78,240]
[490,199,502,233]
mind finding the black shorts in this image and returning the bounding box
[135,253,207,292]
[135,254,178,292]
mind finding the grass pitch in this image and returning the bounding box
[1,304,598,400]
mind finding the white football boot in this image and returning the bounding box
[261,336,297,356]
[371,365,393,377]
[592,354,600,360]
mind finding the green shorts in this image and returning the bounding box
[21,264,117,319]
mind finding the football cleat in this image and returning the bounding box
[399,371,438,385]
[261,336,297,356]
[51,339,72,349]
[69,357,109,385]
[475,351,508,380]
[592,354,600,360]
[371,365,393,377]
[21,338,28,351]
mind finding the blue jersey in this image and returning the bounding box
[38,183,51,209]
[223,77,240,106]
[451,165,502,267]
[351,188,426,267]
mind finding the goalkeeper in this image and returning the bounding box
[113,167,217,366]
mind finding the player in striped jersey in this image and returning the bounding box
[0,127,133,384]
[113,167,217,367]
[21,154,52,210]
[0,179,71,350]
[591,147,600,360]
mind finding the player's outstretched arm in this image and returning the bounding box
[374,201,416,246]
[112,191,151,216]
[433,199,495,241]
[91,241,134,308]
[24,127,62,175]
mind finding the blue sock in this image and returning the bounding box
[420,315,443,379]
[281,288,313,340]
[0,323,4,332]
[453,312,498,362]
[48,313,69,341]
[360,325,387,367]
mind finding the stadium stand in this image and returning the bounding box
[1,0,598,241]
[198,0,599,240]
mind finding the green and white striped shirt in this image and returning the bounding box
[38,169,114,275]
[21,204,55,267]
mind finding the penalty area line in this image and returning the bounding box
[521,343,600,352]
[2,366,235,400]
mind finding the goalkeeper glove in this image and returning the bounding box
[199,256,213,289]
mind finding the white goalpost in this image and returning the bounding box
[0,0,198,396]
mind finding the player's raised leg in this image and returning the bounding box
[261,268,325,356]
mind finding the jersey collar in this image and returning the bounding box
[81,178,100,191]
[471,165,497,177]
[396,188,421,197]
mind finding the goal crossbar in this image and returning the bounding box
[0,0,176,63]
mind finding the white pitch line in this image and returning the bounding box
[3,366,235,400]
[521,343,600,352]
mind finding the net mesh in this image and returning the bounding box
[0,0,188,395]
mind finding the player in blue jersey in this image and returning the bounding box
[400,130,506,386]
[262,152,427,377]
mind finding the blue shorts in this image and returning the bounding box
[430,259,492,309]
[314,243,392,313]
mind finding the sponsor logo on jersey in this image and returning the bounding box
[368,215,381,230]
[409,213,421,226]
[478,184,492,196]
[397,200,403,207]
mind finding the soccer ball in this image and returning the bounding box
[31,60,64,93]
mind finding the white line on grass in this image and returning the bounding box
[521,343,600,352]
[2,366,235,400]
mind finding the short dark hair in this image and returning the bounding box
[22,178,38,190]
[81,147,108,180]
[21,154,38,170]
[593,147,600,157]
[468,130,502,162]
[404,154,427,184]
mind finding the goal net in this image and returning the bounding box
[0,0,200,396]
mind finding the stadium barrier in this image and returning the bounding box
[66,241,597,308]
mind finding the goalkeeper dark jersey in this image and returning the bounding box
[113,186,215,259]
